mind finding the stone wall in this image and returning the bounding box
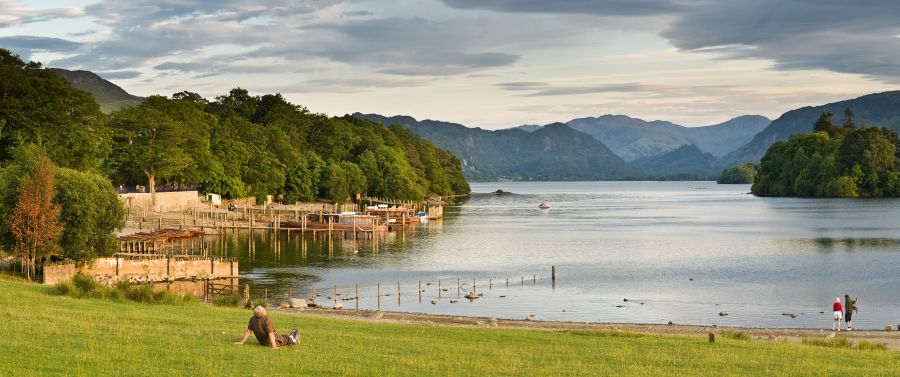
[42,256,238,285]
[119,191,203,212]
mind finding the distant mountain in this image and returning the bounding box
[632,144,718,178]
[515,124,543,132]
[682,115,773,157]
[50,68,143,112]
[562,115,770,161]
[722,91,900,165]
[354,113,641,181]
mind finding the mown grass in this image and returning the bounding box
[0,279,897,377]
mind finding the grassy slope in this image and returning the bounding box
[1,279,897,377]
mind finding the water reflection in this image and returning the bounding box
[198,182,900,329]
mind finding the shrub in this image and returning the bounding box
[719,330,750,341]
[802,337,852,349]
[54,274,196,305]
[212,293,243,307]
[857,341,888,351]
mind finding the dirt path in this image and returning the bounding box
[271,307,900,350]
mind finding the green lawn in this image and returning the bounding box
[1,278,897,376]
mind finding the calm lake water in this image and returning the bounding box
[210,181,900,329]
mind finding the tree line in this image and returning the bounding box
[752,109,900,197]
[0,48,469,269]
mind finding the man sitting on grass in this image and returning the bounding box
[234,306,299,349]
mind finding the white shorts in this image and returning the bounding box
[833,311,843,320]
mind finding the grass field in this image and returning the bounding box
[1,278,897,376]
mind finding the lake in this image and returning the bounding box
[210,181,900,329]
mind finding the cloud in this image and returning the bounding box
[341,10,373,17]
[280,76,433,93]
[0,35,82,59]
[443,0,900,83]
[0,1,82,28]
[498,81,666,96]
[258,16,520,76]
[51,0,342,71]
[660,0,900,83]
[96,70,142,80]
[440,0,688,16]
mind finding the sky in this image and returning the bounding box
[0,0,897,129]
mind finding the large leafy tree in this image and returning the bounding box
[107,95,219,207]
[0,49,108,172]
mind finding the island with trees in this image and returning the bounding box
[752,109,900,197]
[717,163,758,184]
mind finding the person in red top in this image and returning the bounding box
[832,297,843,331]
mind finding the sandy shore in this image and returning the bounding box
[271,307,900,350]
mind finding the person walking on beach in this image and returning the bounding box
[832,297,843,331]
[844,294,858,331]
[235,306,300,349]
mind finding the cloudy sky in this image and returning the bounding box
[1,0,897,128]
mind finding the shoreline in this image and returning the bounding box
[271,307,900,350]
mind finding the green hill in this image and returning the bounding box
[49,68,143,112]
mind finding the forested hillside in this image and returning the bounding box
[355,114,640,181]
[724,91,900,166]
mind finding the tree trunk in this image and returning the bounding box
[146,171,156,212]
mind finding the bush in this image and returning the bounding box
[719,330,750,341]
[802,337,887,351]
[857,340,888,351]
[212,292,243,307]
[54,274,196,305]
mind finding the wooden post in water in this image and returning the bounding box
[397,282,401,305]
[552,266,557,282]
[377,282,381,309]
[457,277,460,297]
[418,281,422,303]
[438,280,441,299]
[355,284,359,310]
[333,285,337,306]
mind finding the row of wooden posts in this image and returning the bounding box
[231,266,558,309]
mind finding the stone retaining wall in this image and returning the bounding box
[43,257,237,285]
[119,191,203,212]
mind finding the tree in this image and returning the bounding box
[8,158,63,280]
[717,163,757,184]
[54,168,125,261]
[0,49,108,172]
[842,108,855,129]
[6,158,62,280]
[107,96,218,208]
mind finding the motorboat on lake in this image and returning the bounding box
[538,200,550,209]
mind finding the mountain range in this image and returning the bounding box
[354,114,640,180]
[531,114,770,161]
[49,67,900,182]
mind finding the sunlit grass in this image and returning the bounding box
[0,279,896,376]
